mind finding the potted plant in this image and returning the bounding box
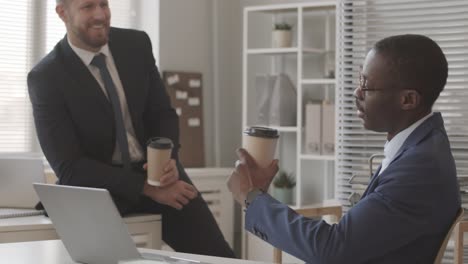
[273,170,296,204]
[272,22,293,48]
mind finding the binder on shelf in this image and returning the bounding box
[305,102,322,155]
[254,73,297,127]
[255,74,275,126]
[321,101,335,155]
[269,73,297,127]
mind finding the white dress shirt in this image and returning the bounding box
[379,112,434,175]
[68,38,144,164]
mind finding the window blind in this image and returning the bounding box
[336,0,468,207]
[336,0,468,261]
[0,0,143,154]
[0,1,35,152]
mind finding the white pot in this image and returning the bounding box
[273,187,293,204]
[272,30,292,48]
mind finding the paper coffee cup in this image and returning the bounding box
[242,126,279,168]
[147,137,173,186]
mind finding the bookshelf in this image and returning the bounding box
[241,1,337,262]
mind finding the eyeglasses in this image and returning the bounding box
[358,73,383,97]
[357,72,420,99]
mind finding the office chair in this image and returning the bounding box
[455,220,468,264]
[434,208,468,264]
[450,208,465,264]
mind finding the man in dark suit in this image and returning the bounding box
[28,0,234,257]
[228,34,461,263]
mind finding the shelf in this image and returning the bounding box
[300,154,335,161]
[245,2,335,13]
[303,48,328,54]
[245,126,298,133]
[247,47,297,55]
[289,199,342,211]
[247,47,327,56]
[302,79,336,85]
[269,126,298,133]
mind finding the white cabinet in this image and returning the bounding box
[242,2,336,262]
[186,168,235,249]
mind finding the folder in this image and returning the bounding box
[321,102,335,155]
[305,102,322,154]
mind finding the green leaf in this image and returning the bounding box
[273,170,296,188]
[274,22,292,31]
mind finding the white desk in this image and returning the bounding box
[0,240,268,264]
[0,214,162,249]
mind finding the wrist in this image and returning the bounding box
[143,182,158,198]
[244,188,264,208]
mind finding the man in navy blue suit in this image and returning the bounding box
[28,0,234,258]
[228,34,461,263]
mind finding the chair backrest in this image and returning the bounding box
[434,207,464,264]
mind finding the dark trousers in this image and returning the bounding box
[123,163,236,258]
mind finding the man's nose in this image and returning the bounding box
[93,7,107,20]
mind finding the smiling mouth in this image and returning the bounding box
[355,103,365,118]
[91,24,106,29]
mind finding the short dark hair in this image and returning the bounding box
[373,34,448,108]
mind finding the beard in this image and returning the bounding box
[68,19,110,51]
[81,25,109,47]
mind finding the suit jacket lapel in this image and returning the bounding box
[384,113,443,170]
[361,165,382,198]
[360,113,444,200]
[59,36,113,117]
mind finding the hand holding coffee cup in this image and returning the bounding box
[234,148,279,192]
[147,137,174,186]
[242,126,279,168]
[227,126,280,198]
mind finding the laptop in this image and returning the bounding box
[0,155,45,208]
[33,183,211,264]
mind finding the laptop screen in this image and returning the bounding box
[33,184,213,264]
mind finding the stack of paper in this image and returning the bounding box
[0,208,44,219]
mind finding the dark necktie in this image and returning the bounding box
[91,53,131,169]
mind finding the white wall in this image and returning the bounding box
[212,1,243,167]
[159,0,243,168]
[159,0,216,166]
[138,1,159,65]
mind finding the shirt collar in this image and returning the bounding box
[67,36,111,66]
[383,112,434,162]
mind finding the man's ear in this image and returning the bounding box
[56,3,68,23]
[400,90,421,110]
